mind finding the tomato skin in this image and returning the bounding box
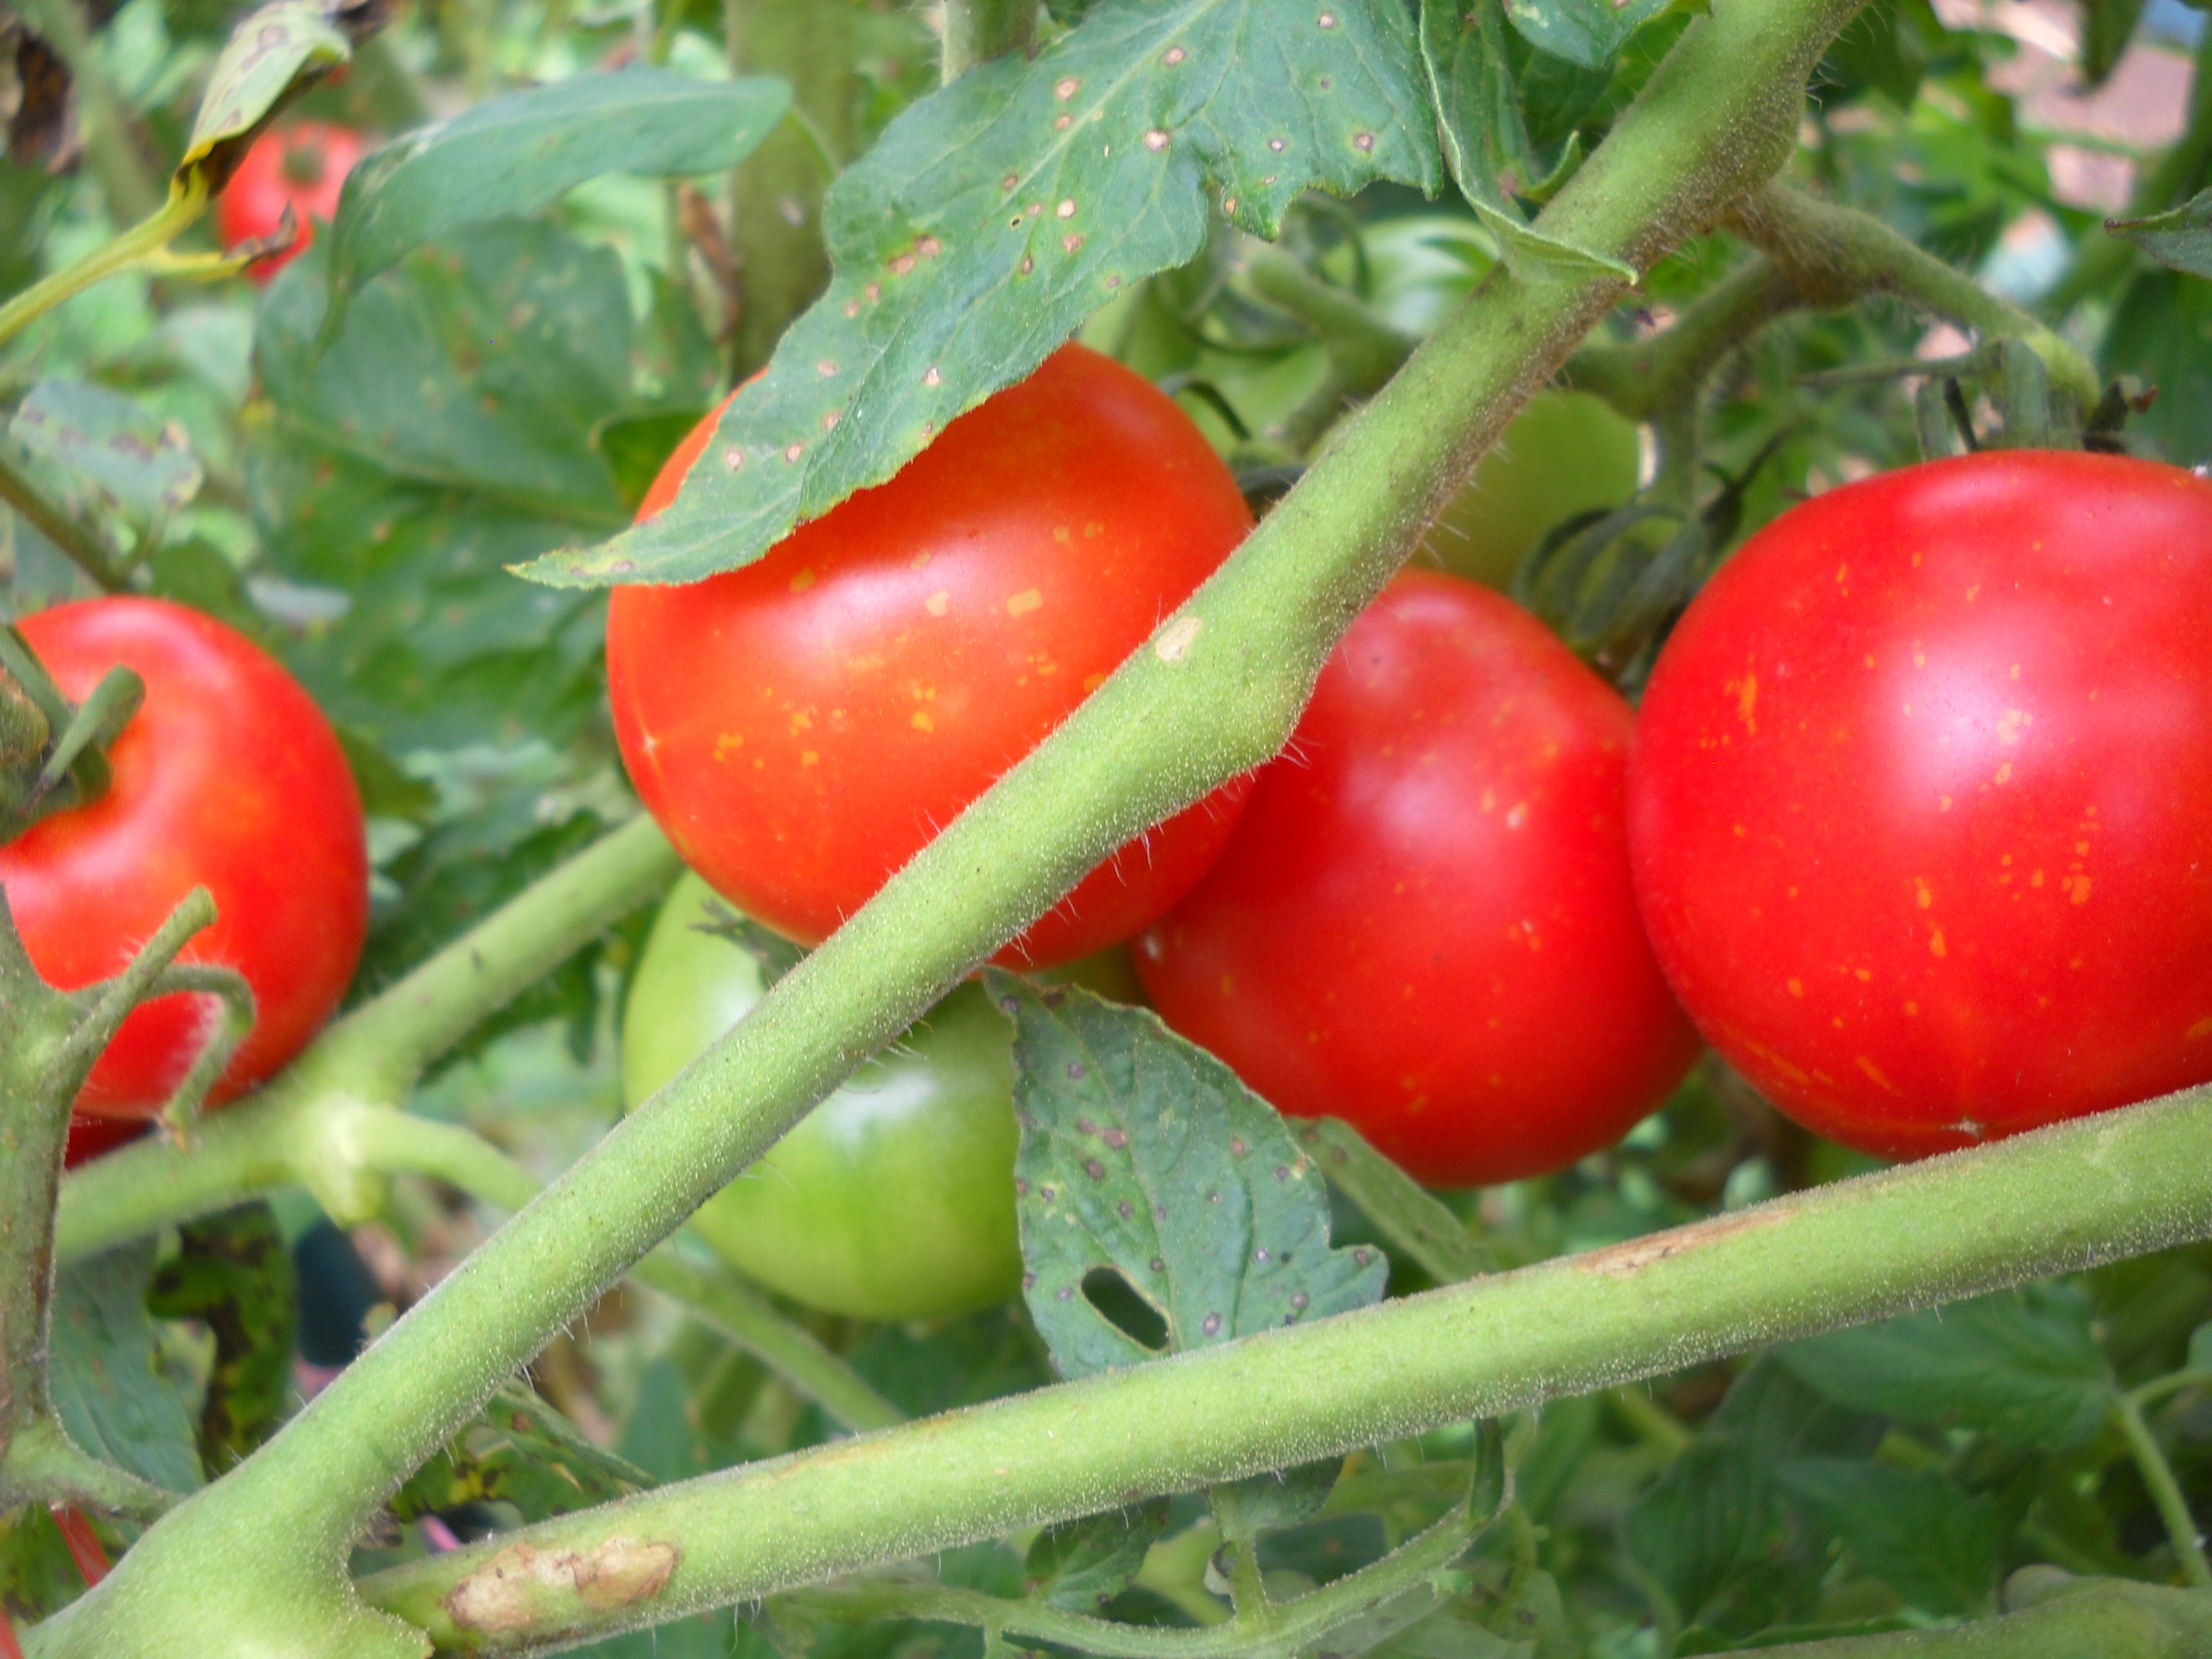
[1420,392,1643,590]
[609,344,1255,968]
[1136,571,1700,1187]
[623,873,1019,1321]
[63,1114,148,1168]
[1,598,369,1119]
[214,123,365,283]
[1628,451,2212,1160]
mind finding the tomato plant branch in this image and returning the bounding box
[351,1087,2212,1654]
[0,445,129,594]
[24,1,1867,1650]
[777,1498,1478,1659]
[1724,183,2099,417]
[0,1417,171,1523]
[350,1110,903,1433]
[0,178,209,354]
[1743,1576,2212,1656]
[2112,1389,2212,1589]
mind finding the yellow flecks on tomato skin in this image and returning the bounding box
[909,551,932,569]
[1929,928,1947,958]
[800,751,819,766]
[713,733,743,761]
[1006,589,1043,617]
[789,568,815,593]
[2188,1016,2212,1040]
[2031,869,2045,887]
[2069,875,2094,904]
[1856,1055,1899,1092]
[1218,973,1234,996]
[1729,669,1759,735]
[1052,526,1071,544]
[1994,762,2013,785]
[1787,978,1804,998]
[911,711,935,733]
[1082,673,1107,693]
[1914,878,1933,909]
[924,590,950,616]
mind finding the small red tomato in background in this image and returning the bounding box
[1136,571,1700,1187]
[1629,451,2212,1160]
[216,122,365,283]
[609,343,1255,968]
[1,598,369,1120]
[63,1113,147,1168]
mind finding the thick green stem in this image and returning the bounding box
[354,1088,2212,1652]
[1751,1577,2212,1656]
[351,1112,903,1435]
[2113,1391,2212,1589]
[24,1,1864,1651]
[0,444,129,593]
[0,180,206,354]
[941,0,1036,82]
[1725,183,2100,413]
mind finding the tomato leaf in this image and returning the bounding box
[1776,1284,2115,1450]
[1416,0,1631,283]
[144,1203,297,1475]
[1290,1118,1491,1285]
[1024,1501,1170,1612]
[393,1379,655,1523]
[1773,1460,2000,1617]
[318,71,790,346]
[989,973,1388,1382]
[1503,0,1672,72]
[2109,188,2212,281]
[10,379,203,537]
[46,1243,203,1497]
[182,0,391,199]
[526,0,1439,588]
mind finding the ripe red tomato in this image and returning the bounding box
[1628,451,2212,1160]
[63,1114,148,1168]
[609,343,1255,968]
[1,598,369,1120]
[215,122,365,283]
[1135,571,1700,1187]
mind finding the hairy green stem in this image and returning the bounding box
[0,180,205,354]
[352,1111,902,1435]
[941,0,1036,83]
[26,1,1865,1651]
[1725,182,2099,413]
[356,1087,2212,1653]
[2113,1390,2212,1589]
[0,444,129,593]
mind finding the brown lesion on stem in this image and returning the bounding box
[443,1536,682,1633]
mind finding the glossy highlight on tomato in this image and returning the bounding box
[1137,571,1700,1187]
[1,598,369,1119]
[609,343,1255,968]
[1629,451,2212,1160]
[623,873,1019,1321]
[215,122,365,283]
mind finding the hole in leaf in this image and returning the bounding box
[1081,1268,1168,1352]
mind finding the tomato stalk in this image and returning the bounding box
[349,1086,2212,1652]
[2112,1390,2212,1589]
[0,176,210,354]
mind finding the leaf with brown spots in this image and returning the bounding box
[527,0,1438,588]
[988,972,1387,1381]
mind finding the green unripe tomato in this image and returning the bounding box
[622,873,1021,1322]
[1420,391,1642,590]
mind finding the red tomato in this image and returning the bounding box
[609,344,1255,967]
[1,599,369,1119]
[1628,451,2212,1160]
[63,1114,148,1168]
[215,123,366,283]
[1135,571,1700,1187]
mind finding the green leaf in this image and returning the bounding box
[393,1379,655,1522]
[12,377,203,533]
[1024,1501,1170,1611]
[527,0,1439,587]
[598,408,711,512]
[145,1203,298,1473]
[320,71,790,342]
[1774,1459,1999,1617]
[1504,0,1671,70]
[182,0,389,194]
[47,1242,203,1496]
[990,973,1389,1381]
[1778,1284,2116,1450]
[1420,0,1534,200]
[2109,188,2212,280]
[2102,268,2212,468]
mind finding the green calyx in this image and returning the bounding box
[0,623,144,846]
